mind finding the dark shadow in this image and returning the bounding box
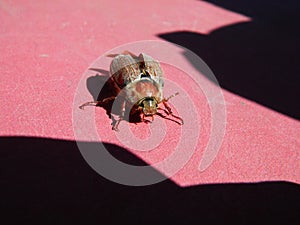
[1,136,299,224]
[86,69,111,102]
[158,0,300,119]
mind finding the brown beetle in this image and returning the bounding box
[80,51,183,131]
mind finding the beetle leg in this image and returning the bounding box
[113,119,121,131]
[102,96,116,103]
[122,50,139,58]
[106,51,138,59]
[156,112,183,125]
[157,107,169,115]
[162,92,180,113]
[141,114,145,122]
[79,97,116,110]
[162,96,184,125]
[141,114,153,124]
[79,101,101,109]
[112,100,126,131]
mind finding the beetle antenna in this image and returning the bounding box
[164,92,179,102]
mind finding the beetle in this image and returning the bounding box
[80,51,183,131]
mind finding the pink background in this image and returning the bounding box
[1,0,299,186]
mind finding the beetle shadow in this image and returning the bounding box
[85,69,143,126]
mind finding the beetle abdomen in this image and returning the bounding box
[124,78,163,105]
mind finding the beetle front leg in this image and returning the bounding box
[112,100,126,131]
[79,96,116,109]
[162,93,184,125]
[141,114,154,124]
[79,101,101,109]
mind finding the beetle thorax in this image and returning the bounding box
[124,78,163,104]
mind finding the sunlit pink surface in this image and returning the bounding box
[0,0,299,186]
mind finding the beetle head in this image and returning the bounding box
[140,97,158,116]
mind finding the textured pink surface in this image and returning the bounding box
[1,0,299,186]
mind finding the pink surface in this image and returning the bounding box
[1,0,299,186]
